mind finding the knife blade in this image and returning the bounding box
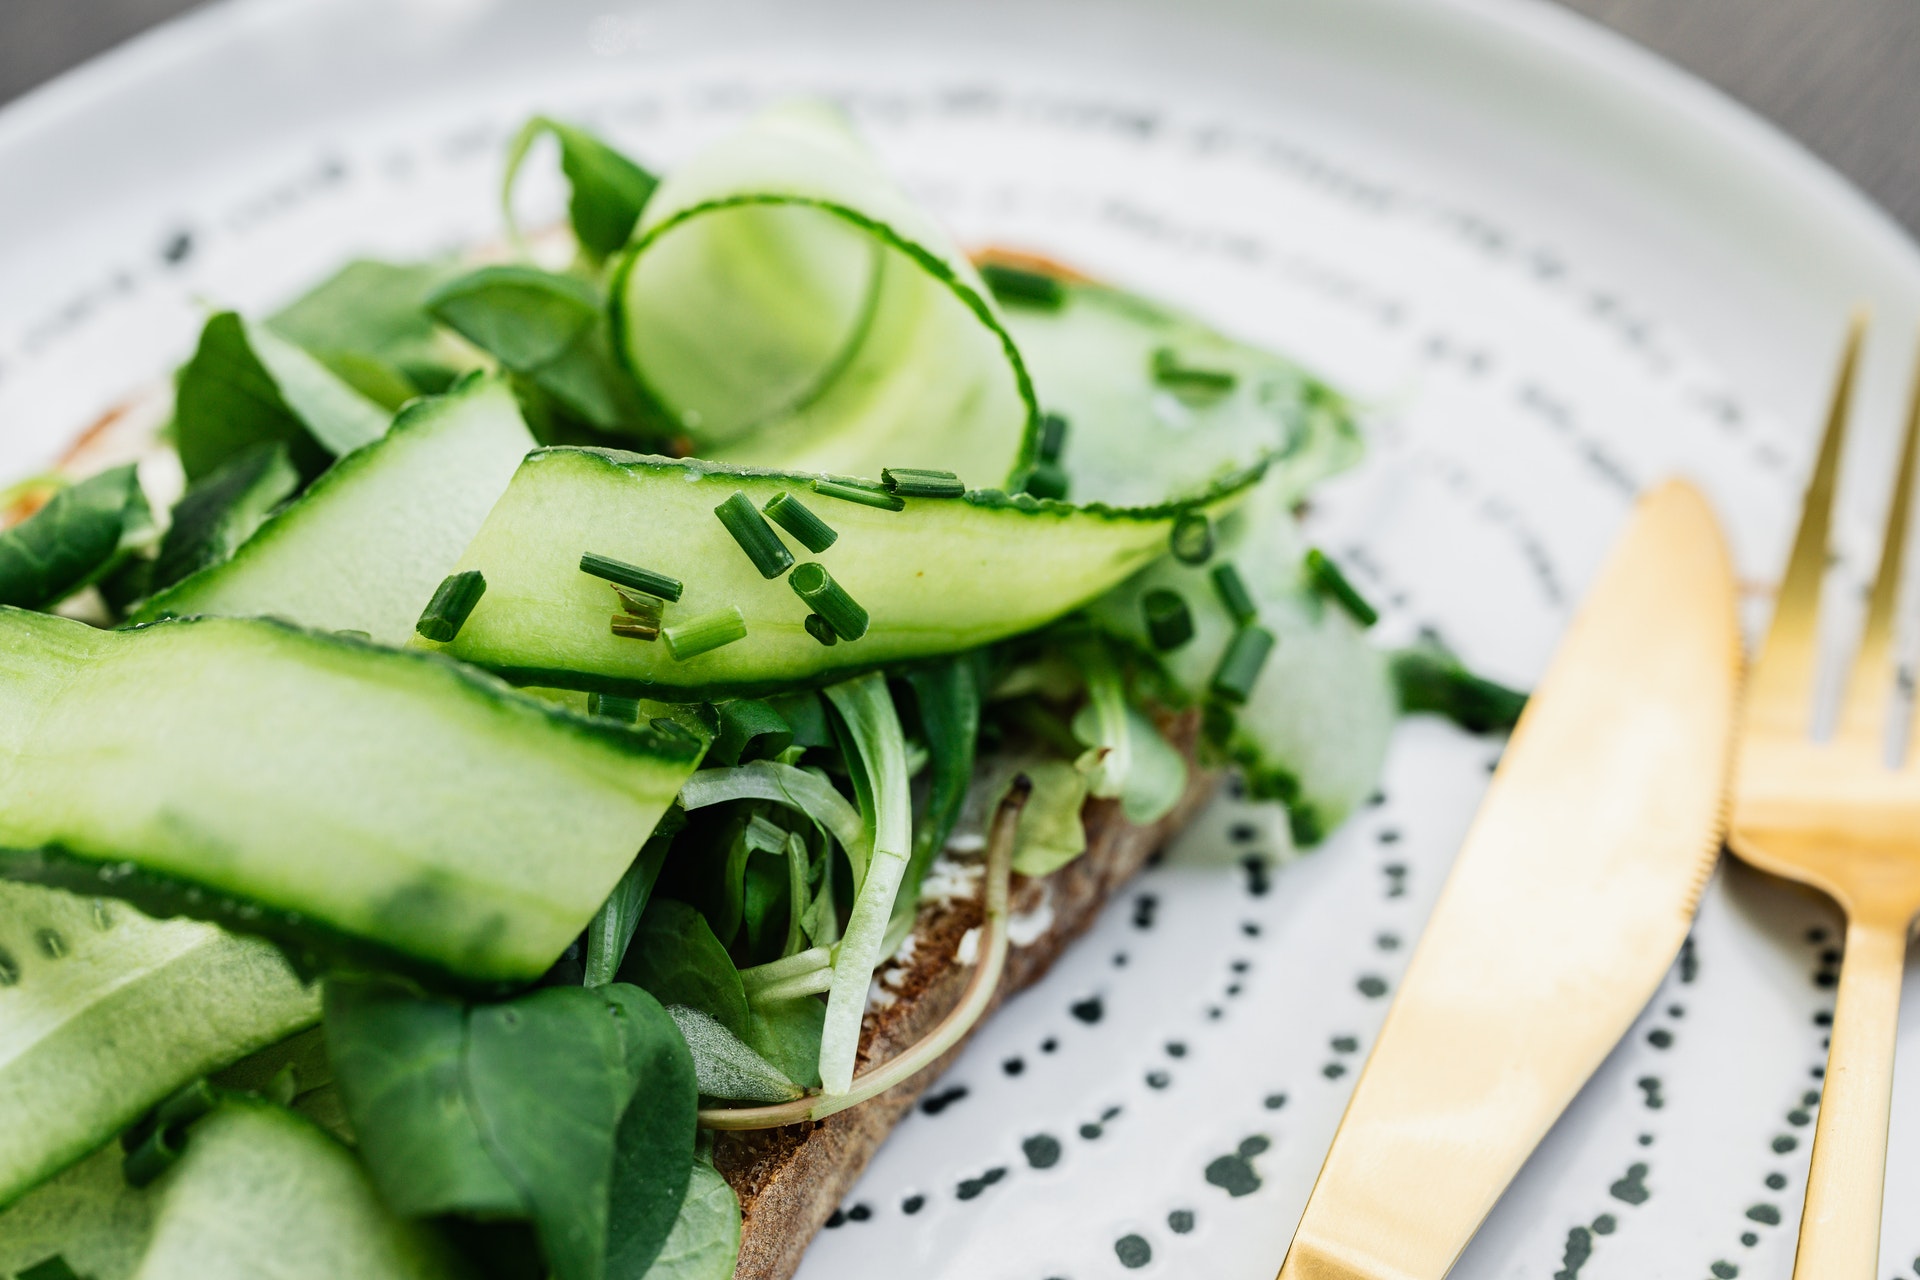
[1278,479,1739,1280]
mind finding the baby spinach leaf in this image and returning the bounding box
[637,1159,740,1280]
[427,266,601,372]
[618,900,750,1039]
[663,1005,800,1103]
[746,997,825,1092]
[174,312,390,481]
[0,464,151,609]
[504,117,659,263]
[269,258,475,396]
[765,691,832,749]
[321,979,523,1219]
[148,441,299,592]
[603,987,699,1280]
[324,980,696,1280]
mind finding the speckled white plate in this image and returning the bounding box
[5,1,1920,1276]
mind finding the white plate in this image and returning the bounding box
[4,0,1920,1275]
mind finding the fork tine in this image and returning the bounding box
[1841,329,1920,754]
[1746,313,1868,737]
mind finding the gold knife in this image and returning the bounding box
[1278,479,1739,1280]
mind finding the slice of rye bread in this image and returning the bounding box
[717,711,1219,1280]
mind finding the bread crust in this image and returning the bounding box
[717,712,1216,1280]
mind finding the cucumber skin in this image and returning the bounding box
[0,609,704,986]
[434,448,1251,700]
[132,373,534,645]
[133,1099,460,1280]
[0,884,316,1210]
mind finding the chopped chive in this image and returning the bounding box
[122,1124,185,1188]
[414,570,487,642]
[588,692,643,723]
[610,612,661,642]
[1128,591,1190,652]
[789,562,869,641]
[1211,625,1276,705]
[804,613,839,646]
[1305,548,1379,627]
[580,552,683,602]
[979,262,1065,310]
[763,492,839,553]
[715,491,796,579]
[612,586,665,622]
[882,467,966,499]
[813,477,905,512]
[1142,588,1195,651]
[664,606,747,660]
[1210,563,1258,626]
[1023,461,1069,501]
[1169,513,1213,564]
[1152,346,1238,394]
[1037,412,1069,463]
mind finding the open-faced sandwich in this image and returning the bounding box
[0,103,1519,1280]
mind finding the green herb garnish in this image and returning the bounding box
[789,563,869,641]
[1210,562,1258,626]
[881,468,965,499]
[664,607,747,660]
[1142,588,1195,651]
[979,263,1065,310]
[1169,512,1213,564]
[414,570,487,642]
[762,492,839,553]
[580,552,684,602]
[714,491,796,579]
[1305,548,1379,627]
[810,477,905,512]
[1210,625,1276,704]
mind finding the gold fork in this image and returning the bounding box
[1730,314,1920,1276]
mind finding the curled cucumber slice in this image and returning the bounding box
[994,271,1362,508]
[429,448,1251,699]
[610,102,1037,487]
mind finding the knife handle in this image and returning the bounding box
[1790,913,1906,1279]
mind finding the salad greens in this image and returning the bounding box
[0,101,1524,1280]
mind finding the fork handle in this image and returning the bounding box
[1791,915,1907,1279]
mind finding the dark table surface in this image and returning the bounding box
[3,0,1917,240]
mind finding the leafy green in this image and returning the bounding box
[638,1159,739,1280]
[883,659,980,949]
[149,442,300,593]
[504,117,659,263]
[746,997,825,1091]
[1391,643,1528,733]
[268,259,477,399]
[0,464,151,609]
[427,266,600,371]
[817,674,912,1095]
[324,979,696,1280]
[174,312,390,481]
[708,699,793,767]
[1005,758,1090,876]
[617,900,750,1039]
[678,762,864,868]
[583,818,678,989]
[426,266,647,436]
[663,1005,800,1102]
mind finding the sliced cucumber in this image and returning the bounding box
[134,374,534,644]
[132,1099,458,1280]
[0,1139,155,1280]
[430,448,1245,699]
[610,102,1037,486]
[1090,477,1395,841]
[0,883,316,1208]
[0,609,704,985]
[996,275,1361,508]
